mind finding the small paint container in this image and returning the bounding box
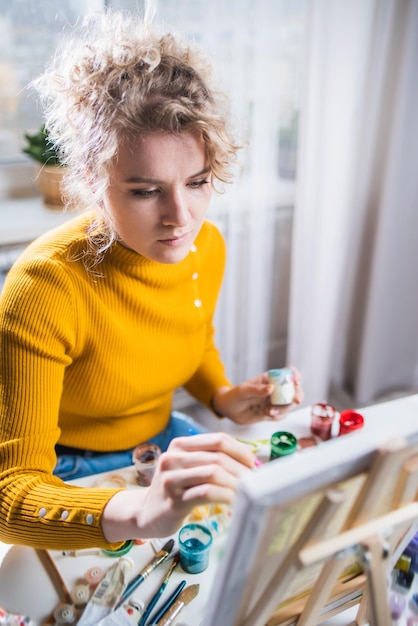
[403,532,418,574]
[310,402,336,441]
[395,568,414,590]
[70,581,90,606]
[53,603,77,624]
[390,593,406,620]
[178,523,213,574]
[395,554,412,572]
[338,409,364,435]
[132,443,161,486]
[84,566,104,587]
[101,539,133,558]
[267,368,295,406]
[270,431,297,460]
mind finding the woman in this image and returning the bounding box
[0,11,302,550]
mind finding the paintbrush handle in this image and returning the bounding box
[154,600,186,626]
[138,581,168,626]
[121,573,145,601]
[35,549,73,605]
[154,584,199,626]
[148,580,186,625]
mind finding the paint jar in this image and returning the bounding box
[270,431,297,460]
[338,409,364,435]
[178,523,213,574]
[267,368,295,406]
[132,443,161,486]
[390,593,406,620]
[403,532,418,574]
[84,566,104,587]
[53,603,77,624]
[70,581,90,606]
[310,402,336,441]
[101,539,134,558]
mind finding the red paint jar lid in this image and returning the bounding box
[339,409,364,435]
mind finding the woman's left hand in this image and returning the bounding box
[211,367,304,425]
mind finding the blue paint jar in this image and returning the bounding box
[404,532,418,574]
[178,523,213,574]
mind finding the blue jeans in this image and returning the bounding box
[53,411,208,481]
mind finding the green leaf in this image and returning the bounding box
[22,124,63,166]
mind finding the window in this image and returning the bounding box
[0,0,304,191]
[0,0,104,165]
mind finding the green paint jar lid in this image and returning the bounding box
[101,539,134,557]
[270,431,297,459]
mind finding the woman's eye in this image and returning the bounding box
[130,188,159,198]
[188,179,210,189]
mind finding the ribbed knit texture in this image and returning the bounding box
[0,212,230,549]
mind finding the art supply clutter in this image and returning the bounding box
[261,396,365,463]
[4,397,372,625]
[33,528,204,626]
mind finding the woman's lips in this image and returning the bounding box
[158,233,190,247]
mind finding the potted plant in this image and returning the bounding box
[22,124,66,209]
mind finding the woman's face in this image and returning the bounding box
[104,130,213,264]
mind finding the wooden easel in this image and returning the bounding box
[260,439,418,626]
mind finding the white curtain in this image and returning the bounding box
[288,0,418,407]
[128,0,306,385]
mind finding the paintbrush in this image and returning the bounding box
[35,549,73,605]
[147,579,186,625]
[137,553,180,626]
[154,584,199,626]
[115,538,175,609]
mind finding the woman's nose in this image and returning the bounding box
[162,189,190,226]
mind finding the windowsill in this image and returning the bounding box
[0,195,77,246]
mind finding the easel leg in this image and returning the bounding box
[360,535,391,626]
[355,586,369,626]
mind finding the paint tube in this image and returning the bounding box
[77,557,132,626]
[94,599,144,625]
[0,606,36,625]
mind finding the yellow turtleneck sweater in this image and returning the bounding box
[0,212,230,549]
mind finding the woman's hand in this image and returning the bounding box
[211,367,304,425]
[102,432,256,542]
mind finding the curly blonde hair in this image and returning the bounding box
[34,11,240,253]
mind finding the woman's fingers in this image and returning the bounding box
[162,463,239,498]
[181,482,236,506]
[148,433,255,514]
[167,432,256,469]
[159,449,252,478]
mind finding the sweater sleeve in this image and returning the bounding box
[183,222,232,409]
[0,256,123,550]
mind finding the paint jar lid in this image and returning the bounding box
[270,431,297,459]
[267,368,294,381]
[101,539,134,557]
[339,409,364,435]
